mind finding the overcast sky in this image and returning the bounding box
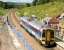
[0,0,33,3]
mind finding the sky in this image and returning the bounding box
[0,0,33,3]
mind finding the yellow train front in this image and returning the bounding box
[42,29,56,48]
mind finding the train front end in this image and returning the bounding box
[41,28,56,48]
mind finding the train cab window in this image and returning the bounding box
[50,30,54,38]
[42,29,54,38]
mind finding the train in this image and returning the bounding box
[20,16,56,47]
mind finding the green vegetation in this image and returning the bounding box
[17,2,64,21]
[0,7,6,16]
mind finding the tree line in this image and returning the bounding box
[0,1,22,9]
[32,0,64,6]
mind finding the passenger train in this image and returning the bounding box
[20,16,55,46]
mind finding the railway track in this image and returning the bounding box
[7,21,33,50]
[0,17,18,50]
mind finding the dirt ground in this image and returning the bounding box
[0,21,18,50]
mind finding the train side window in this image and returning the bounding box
[36,31,41,37]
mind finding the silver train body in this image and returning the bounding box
[20,17,54,43]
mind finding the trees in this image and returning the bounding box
[37,0,50,4]
[32,0,38,6]
[32,0,51,5]
[0,1,5,8]
[26,3,31,7]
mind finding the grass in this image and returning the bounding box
[17,2,64,21]
[0,7,6,16]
